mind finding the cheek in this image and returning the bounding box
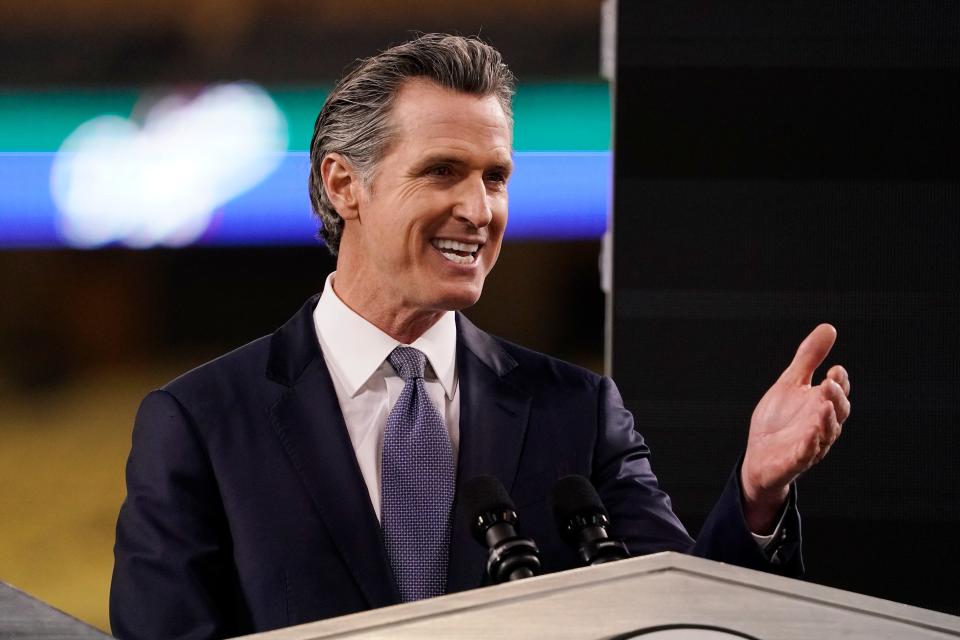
[484,238,504,273]
[487,206,508,262]
[492,196,509,232]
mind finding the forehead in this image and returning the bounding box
[385,79,513,161]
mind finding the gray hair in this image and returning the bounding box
[308,33,516,255]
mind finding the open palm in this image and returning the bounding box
[741,324,851,531]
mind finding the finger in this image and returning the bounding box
[820,379,851,424]
[838,395,851,425]
[826,365,850,397]
[814,440,831,465]
[817,399,842,448]
[780,324,837,386]
[797,429,827,469]
[796,430,820,468]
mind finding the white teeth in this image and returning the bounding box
[439,251,475,264]
[432,238,480,253]
[431,238,481,265]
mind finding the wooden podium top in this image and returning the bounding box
[239,552,960,640]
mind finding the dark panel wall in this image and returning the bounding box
[611,1,959,613]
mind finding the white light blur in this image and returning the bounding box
[50,83,288,248]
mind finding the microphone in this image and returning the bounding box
[459,475,542,584]
[548,475,629,566]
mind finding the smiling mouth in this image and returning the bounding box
[431,238,481,265]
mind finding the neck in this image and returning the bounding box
[331,274,444,345]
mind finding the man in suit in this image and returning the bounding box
[110,34,851,639]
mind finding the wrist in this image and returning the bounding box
[740,468,789,535]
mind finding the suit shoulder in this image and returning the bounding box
[492,334,604,393]
[161,334,275,409]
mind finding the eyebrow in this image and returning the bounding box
[415,154,514,177]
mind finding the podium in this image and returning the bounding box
[0,580,109,639]
[240,552,960,640]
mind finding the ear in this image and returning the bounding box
[320,153,362,221]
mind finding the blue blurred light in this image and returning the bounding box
[0,151,609,248]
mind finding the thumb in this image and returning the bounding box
[779,323,837,386]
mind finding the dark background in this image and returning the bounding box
[611,0,959,615]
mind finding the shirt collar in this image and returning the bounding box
[313,272,457,399]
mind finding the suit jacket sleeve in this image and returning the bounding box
[110,390,249,640]
[592,376,803,576]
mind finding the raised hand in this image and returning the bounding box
[740,324,851,533]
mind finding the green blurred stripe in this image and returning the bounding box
[513,82,610,151]
[0,90,139,151]
[267,86,329,151]
[2,82,609,152]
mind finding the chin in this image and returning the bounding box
[432,283,484,311]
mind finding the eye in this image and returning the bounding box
[427,165,454,178]
[485,170,509,187]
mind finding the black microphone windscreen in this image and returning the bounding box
[459,475,515,516]
[548,475,608,526]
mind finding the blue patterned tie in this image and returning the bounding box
[381,346,456,602]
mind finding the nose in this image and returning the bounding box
[452,173,493,228]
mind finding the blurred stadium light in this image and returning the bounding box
[51,83,287,247]
[0,82,610,248]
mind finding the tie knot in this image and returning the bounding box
[388,346,427,381]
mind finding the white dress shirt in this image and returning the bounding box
[313,272,459,521]
[312,272,781,548]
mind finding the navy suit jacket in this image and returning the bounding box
[110,296,802,639]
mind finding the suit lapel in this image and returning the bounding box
[265,296,400,609]
[447,313,532,593]
[263,300,531,600]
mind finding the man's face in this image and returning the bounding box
[343,78,512,315]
